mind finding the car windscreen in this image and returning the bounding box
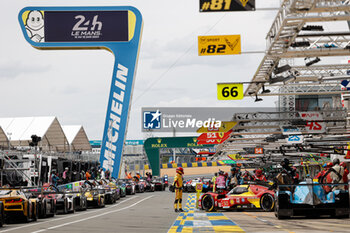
[0,190,12,196]
[231,186,248,194]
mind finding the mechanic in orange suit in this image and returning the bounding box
[174,167,184,212]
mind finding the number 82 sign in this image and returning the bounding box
[217,83,243,100]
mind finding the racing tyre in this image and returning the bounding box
[24,204,30,223]
[275,203,289,220]
[42,204,47,218]
[33,203,38,222]
[201,194,216,212]
[260,193,275,212]
[71,201,75,213]
[0,203,4,227]
[64,200,68,214]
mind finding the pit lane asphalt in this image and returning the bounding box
[1,190,349,233]
[0,191,185,233]
[225,210,350,232]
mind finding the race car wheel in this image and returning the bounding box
[260,194,274,212]
[43,204,47,218]
[201,195,215,212]
[64,200,68,214]
[33,203,38,221]
[24,204,30,223]
[0,203,4,227]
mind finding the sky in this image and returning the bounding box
[0,0,301,141]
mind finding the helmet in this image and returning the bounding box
[327,162,333,168]
[176,167,184,175]
[281,158,290,166]
[218,170,224,175]
[340,162,346,168]
[255,169,262,176]
[224,172,228,177]
[231,167,237,172]
[333,158,340,165]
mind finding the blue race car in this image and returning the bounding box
[275,179,349,219]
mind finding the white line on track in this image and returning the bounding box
[0,196,140,233]
[31,195,154,233]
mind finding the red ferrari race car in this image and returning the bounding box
[199,183,275,212]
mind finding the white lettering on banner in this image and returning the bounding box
[186,119,196,127]
[162,118,221,129]
[102,64,128,172]
[72,15,103,39]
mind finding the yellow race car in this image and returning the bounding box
[0,189,38,223]
[83,181,105,208]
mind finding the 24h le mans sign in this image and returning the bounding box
[19,6,143,178]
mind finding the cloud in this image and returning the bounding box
[0,60,50,79]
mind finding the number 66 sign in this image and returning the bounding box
[217,83,243,100]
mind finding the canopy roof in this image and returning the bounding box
[0,117,68,152]
[0,126,8,149]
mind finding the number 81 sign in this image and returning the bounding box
[217,83,243,100]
